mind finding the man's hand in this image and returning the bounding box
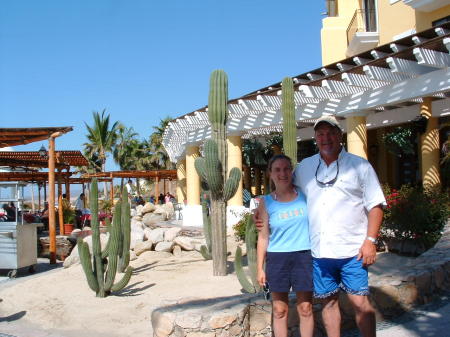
[357,240,377,266]
[253,207,264,231]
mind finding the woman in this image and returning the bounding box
[257,154,313,337]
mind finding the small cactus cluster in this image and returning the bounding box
[282,77,297,164]
[78,179,133,297]
[234,215,260,293]
[195,70,241,276]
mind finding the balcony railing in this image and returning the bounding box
[346,9,377,45]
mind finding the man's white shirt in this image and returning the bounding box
[294,149,386,259]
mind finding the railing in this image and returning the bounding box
[346,9,377,45]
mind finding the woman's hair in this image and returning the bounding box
[267,154,293,172]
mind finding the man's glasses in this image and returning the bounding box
[262,282,270,301]
[315,160,339,187]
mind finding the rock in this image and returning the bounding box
[131,221,144,231]
[136,204,144,216]
[63,233,109,268]
[154,203,175,221]
[70,228,81,236]
[172,245,182,257]
[152,310,175,337]
[208,313,237,329]
[130,228,145,250]
[143,228,153,241]
[175,314,202,329]
[135,240,154,256]
[149,228,167,244]
[155,241,174,252]
[130,250,137,261]
[143,213,164,227]
[138,250,173,263]
[130,209,137,217]
[174,236,194,251]
[141,202,156,215]
[165,227,181,241]
[132,215,143,222]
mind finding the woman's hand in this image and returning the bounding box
[257,268,266,287]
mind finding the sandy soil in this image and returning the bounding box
[0,239,244,337]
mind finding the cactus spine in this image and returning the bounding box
[282,77,297,164]
[234,215,260,293]
[78,179,133,297]
[195,70,241,276]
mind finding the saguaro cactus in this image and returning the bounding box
[78,179,133,297]
[282,77,297,164]
[195,70,241,276]
[234,215,260,293]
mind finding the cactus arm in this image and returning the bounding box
[234,246,257,293]
[282,77,297,164]
[104,202,121,291]
[200,245,212,260]
[111,266,133,292]
[90,179,106,297]
[245,217,260,291]
[78,238,100,293]
[199,200,212,260]
[119,191,131,272]
[203,140,223,196]
[223,168,242,202]
[194,157,208,183]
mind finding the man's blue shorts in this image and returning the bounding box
[266,250,313,293]
[313,256,369,298]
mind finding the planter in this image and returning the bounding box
[383,238,426,256]
[63,223,74,235]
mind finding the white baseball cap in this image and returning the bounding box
[313,115,341,130]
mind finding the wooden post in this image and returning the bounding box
[110,180,114,204]
[65,168,70,202]
[44,183,47,203]
[30,183,35,213]
[163,179,167,195]
[58,194,64,235]
[38,183,42,211]
[48,136,57,264]
[155,176,159,200]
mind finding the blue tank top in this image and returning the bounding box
[263,189,310,252]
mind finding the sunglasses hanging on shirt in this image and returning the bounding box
[315,160,339,187]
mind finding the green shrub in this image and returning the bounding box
[382,184,449,250]
[232,212,256,242]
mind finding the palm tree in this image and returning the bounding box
[113,124,139,170]
[84,109,119,199]
[148,117,174,170]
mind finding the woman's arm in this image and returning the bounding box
[256,198,270,287]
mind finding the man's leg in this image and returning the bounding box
[313,258,341,337]
[321,294,341,337]
[272,292,289,337]
[347,294,376,337]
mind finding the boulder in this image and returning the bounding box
[172,245,182,257]
[132,215,143,222]
[149,228,167,244]
[154,203,175,221]
[130,228,145,250]
[135,240,154,256]
[155,241,174,252]
[143,228,153,241]
[138,250,173,262]
[174,236,194,251]
[141,202,156,215]
[164,227,181,242]
[130,250,137,261]
[63,233,109,268]
[136,204,144,216]
[143,213,164,227]
[130,209,137,217]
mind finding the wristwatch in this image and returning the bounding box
[366,236,377,244]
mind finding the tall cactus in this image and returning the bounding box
[282,77,297,164]
[199,199,212,260]
[195,70,242,276]
[78,179,133,297]
[234,215,260,293]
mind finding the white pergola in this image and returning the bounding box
[163,24,450,163]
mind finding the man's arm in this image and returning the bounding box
[357,205,383,266]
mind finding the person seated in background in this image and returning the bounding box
[149,195,155,204]
[5,202,16,221]
[74,193,85,228]
[41,202,49,229]
[158,193,164,205]
[136,195,145,206]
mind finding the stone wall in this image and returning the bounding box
[152,223,450,337]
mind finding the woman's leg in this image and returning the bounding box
[272,292,289,337]
[296,291,314,337]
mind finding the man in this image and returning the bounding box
[256,115,385,337]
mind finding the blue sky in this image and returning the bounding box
[1,1,325,172]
